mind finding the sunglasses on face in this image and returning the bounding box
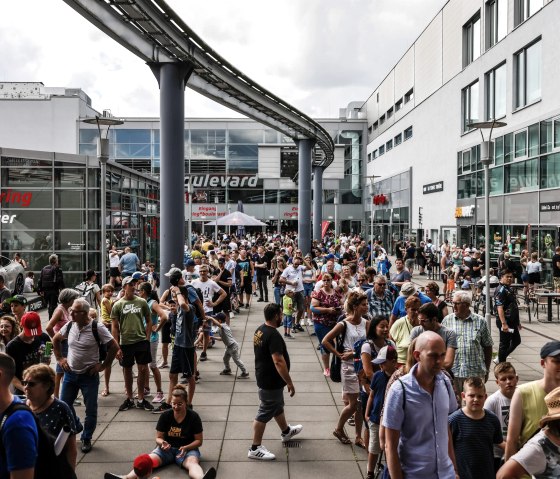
[22,380,39,388]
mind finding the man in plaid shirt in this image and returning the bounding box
[442,290,493,394]
[366,275,394,320]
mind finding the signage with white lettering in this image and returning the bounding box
[185,174,260,189]
[455,205,475,218]
[423,181,444,194]
[540,201,560,212]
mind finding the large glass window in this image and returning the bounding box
[228,129,262,144]
[540,120,553,154]
[280,151,298,178]
[495,136,504,165]
[462,81,479,132]
[540,153,560,189]
[504,133,513,163]
[514,130,527,158]
[555,119,560,149]
[505,158,538,193]
[490,166,504,195]
[528,123,540,157]
[463,11,481,67]
[515,0,544,26]
[486,0,507,49]
[485,63,506,120]
[515,39,541,109]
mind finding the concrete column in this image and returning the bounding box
[149,62,194,290]
[296,138,314,256]
[313,166,323,242]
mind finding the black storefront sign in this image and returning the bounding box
[423,181,444,194]
[540,201,560,212]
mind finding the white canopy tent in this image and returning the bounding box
[204,210,267,227]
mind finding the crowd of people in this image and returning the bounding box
[1,231,560,479]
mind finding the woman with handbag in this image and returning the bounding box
[322,290,370,448]
[310,273,343,377]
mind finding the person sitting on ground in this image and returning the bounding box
[104,384,216,479]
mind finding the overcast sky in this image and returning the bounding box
[1,0,447,119]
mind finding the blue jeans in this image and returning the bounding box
[274,286,283,305]
[60,370,100,440]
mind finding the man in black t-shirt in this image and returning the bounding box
[248,303,302,461]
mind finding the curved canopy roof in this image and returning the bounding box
[63,0,335,168]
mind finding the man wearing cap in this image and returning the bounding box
[388,282,431,327]
[5,295,27,324]
[0,276,11,317]
[111,275,153,412]
[182,259,199,284]
[498,385,560,479]
[5,311,51,395]
[54,298,119,453]
[383,331,459,479]
[442,290,493,394]
[505,341,560,465]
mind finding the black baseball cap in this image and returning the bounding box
[541,341,560,359]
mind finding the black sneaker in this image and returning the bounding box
[296,325,305,332]
[239,371,250,378]
[180,376,189,384]
[203,467,217,479]
[152,402,172,414]
[136,399,154,411]
[257,298,264,302]
[220,369,232,375]
[81,439,92,453]
[104,474,123,479]
[245,303,250,309]
[118,398,135,411]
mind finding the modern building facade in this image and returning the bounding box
[0,83,367,238]
[364,0,559,266]
[0,146,160,287]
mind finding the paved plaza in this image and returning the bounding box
[36,274,560,479]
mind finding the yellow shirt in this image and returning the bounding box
[390,316,414,364]
[518,380,547,446]
[100,297,113,328]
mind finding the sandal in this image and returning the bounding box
[333,429,351,445]
[101,389,110,397]
[354,438,366,449]
[347,415,355,427]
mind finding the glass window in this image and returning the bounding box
[229,145,258,158]
[0,189,50,209]
[457,152,463,175]
[463,11,481,67]
[495,136,504,165]
[54,190,85,209]
[404,126,413,140]
[279,190,298,204]
[528,123,540,157]
[264,190,279,203]
[514,130,527,158]
[0,231,52,253]
[485,63,506,120]
[540,119,553,154]
[395,133,402,145]
[386,140,393,151]
[554,119,560,149]
[395,99,403,111]
[228,189,264,204]
[1,209,53,229]
[228,159,257,173]
[476,170,485,196]
[504,133,513,163]
[54,168,85,187]
[115,129,150,143]
[463,150,471,172]
[1,168,53,188]
[189,129,226,144]
[515,0,544,26]
[379,145,385,156]
[115,144,151,159]
[462,81,479,132]
[505,158,538,193]
[79,129,99,143]
[387,107,394,119]
[490,166,504,195]
[264,130,278,143]
[228,129,262,144]
[404,89,414,103]
[55,210,87,229]
[486,0,507,49]
[280,151,297,178]
[379,115,386,125]
[540,153,560,189]
[472,145,481,171]
[515,39,541,109]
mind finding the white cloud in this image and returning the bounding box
[0,0,446,118]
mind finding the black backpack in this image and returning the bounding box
[40,265,57,290]
[0,402,77,479]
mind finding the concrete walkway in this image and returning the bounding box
[33,277,560,479]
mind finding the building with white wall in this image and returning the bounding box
[364,0,560,262]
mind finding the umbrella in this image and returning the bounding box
[204,210,267,227]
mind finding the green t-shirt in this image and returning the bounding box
[282,295,293,316]
[111,296,150,345]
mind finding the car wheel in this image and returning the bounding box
[14,274,24,294]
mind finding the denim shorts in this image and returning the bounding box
[313,322,333,354]
[152,445,200,467]
[303,283,315,297]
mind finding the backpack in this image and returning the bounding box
[39,265,57,290]
[74,281,97,307]
[65,320,103,360]
[353,338,392,377]
[0,402,77,479]
[329,319,347,383]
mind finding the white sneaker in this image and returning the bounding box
[152,391,165,403]
[306,319,313,326]
[248,444,276,460]
[493,357,500,364]
[281,424,303,443]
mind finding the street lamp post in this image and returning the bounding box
[214,196,219,241]
[334,194,339,239]
[467,120,507,333]
[82,113,123,286]
[187,180,193,252]
[367,175,382,268]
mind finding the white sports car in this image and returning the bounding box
[0,256,25,294]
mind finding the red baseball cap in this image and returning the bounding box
[21,312,43,337]
[133,454,153,477]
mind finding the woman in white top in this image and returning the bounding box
[526,252,542,293]
[302,255,317,326]
[322,290,370,448]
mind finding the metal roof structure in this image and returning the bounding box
[63,0,335,168]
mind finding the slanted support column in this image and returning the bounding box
[296,138,314,256]
[313,166,323,242]
[149,62,194,290]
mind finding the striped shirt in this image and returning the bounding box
[442,312,493,378]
